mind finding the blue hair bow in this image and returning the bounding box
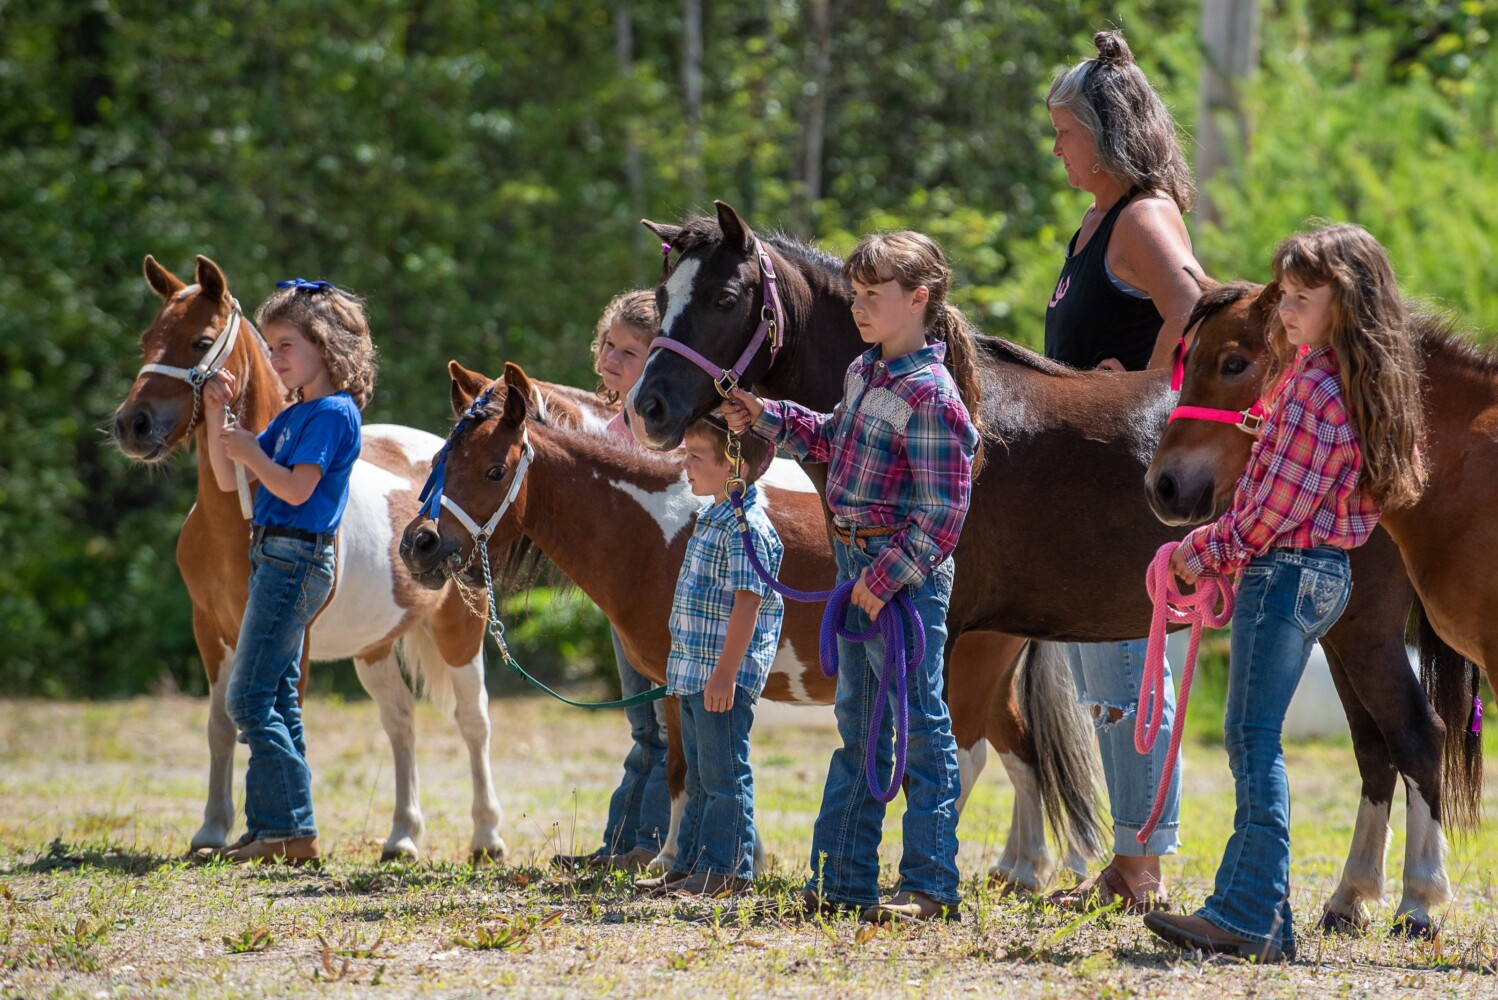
[277,277,333,292]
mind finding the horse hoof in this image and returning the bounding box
[380,847,420,864]
[469,844,507,866]
[1319,908,1367,935]
[1390,914,1437,940]
[986,871,1039,898]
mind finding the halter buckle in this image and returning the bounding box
[1237,411,1265,435]
[187,367,211,389]
[713,370,739,398]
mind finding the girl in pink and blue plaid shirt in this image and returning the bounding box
[1147,224,1426,960]
[724,231,983,924]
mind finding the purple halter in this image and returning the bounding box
[649,238,785,398]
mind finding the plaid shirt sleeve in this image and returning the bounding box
[1182,371,1357,577]
[754,397,839,463]
[865,390,979,602]
[725,518,774,598]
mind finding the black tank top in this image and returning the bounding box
[1043,190,1163,372]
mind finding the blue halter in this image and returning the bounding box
[416,384,500,521]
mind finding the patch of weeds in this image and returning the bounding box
[222,924,275,954]
[452,910,564,952]
[311,929,392,984]
[1007,898,1122,963]
[1,883,109,973]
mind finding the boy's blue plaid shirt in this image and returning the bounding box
[666,484,785,697]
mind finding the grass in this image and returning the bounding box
[0,693,1495,997]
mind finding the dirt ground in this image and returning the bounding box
[1,694,1495,998]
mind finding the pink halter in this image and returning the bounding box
[1167,336,1305,435]
[649,238,785,398]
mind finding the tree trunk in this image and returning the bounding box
[616,2,647,274]
[798,0,833,234]
[681,0,704,209]
[1196,0,1260,225]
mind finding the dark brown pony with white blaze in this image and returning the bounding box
[628,201,1472,936]
[399,360,1097,885]
[112,254,506,863]
[1148,278,1490,935]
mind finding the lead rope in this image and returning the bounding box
[1133,541,1235,844]
[724,433,921,804]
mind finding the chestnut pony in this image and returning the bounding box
[112,255,506,863]
[401,361,1102,887]
[627,202,1474,938]
[1147,279,1489,937]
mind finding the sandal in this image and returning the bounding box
[1049,864,1170,915]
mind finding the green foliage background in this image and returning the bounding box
[2,0,1493,695]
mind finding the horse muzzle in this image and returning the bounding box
[399,520,460,590]
[112,402,176,461]
[1144,464,1222,527]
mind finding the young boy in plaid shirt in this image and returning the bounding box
[634,419,783,898]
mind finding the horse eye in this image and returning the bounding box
[1222,356,1249,376]
[715,293,737,310]
[192,338,213,351]
[485,465,508,482]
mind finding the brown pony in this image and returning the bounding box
[112,255,506,862]
[401,361,1103,886]
[1147,279,1490,936]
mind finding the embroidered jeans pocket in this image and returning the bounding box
[295,559,335,624]
[1293,566,1350,635]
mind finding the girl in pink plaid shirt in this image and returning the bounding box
[1147,224,1426,960]
[724,231,982,924]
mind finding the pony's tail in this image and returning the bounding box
[1415,601,1484,833]
[395,621,458,719]
[1020,640,1106,860]
[930,303,987,475]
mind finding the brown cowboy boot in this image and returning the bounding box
[1144,912,1291,963]
[860,890,962,924]
[669,872,751,898]
[221,835,320,866]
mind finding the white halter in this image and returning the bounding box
[440,430,534,550]
[136,296,256,518]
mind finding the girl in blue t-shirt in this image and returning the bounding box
[197,279,379,865]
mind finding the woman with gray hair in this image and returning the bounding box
[1043,29,1206,913]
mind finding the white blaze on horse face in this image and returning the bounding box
[606,471,700,545]
[306,457,415,661]
[658,257,702,340]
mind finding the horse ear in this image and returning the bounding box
[1250,280,1282,317]
[714,200,752,252]
[448,360,491,416]
[194,255,228,304]
[501,362,533,426]
[642,219,684,248]
[143,255,185,300]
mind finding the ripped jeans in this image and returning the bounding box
[1065,638,1180,857]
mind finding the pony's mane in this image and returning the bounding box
[1188,281,1498,376]
[668,216,845,280]
[1414,309,1498,375]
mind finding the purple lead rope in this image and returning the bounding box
[728,488,922,804]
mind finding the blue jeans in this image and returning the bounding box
[600,628,671,854]
[1201,545,1352,951]
[806,536,961,907]
[226,530,335,841]
[1065,638,1181,856]
[670,689,756,879]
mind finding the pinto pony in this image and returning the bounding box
[626,202,1474,936]
[112,255,506,862]
[1147,279,1490,935]
[400,361,1101,885]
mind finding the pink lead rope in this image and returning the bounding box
[1134,541,1236,845]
